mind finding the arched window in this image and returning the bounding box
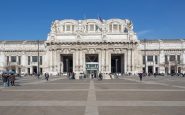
[63,23,75,32]
[86,23,97,32]
[109,22,122,32]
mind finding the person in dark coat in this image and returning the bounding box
[98,73,103,80]
[45,73,49,81]
[2,73,8,87]
[7,74,10,87]
[138,73,143,81]
[72,72,75,79]
[10,73,15,86]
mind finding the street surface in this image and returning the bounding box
[0,75,185,115]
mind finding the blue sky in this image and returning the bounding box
[0,0,185,40]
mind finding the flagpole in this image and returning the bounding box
[144,38,147,74]
[98,16,103,40]
[37,40,40,79]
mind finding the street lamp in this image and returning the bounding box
[60,62,62,76]
[115,58,118,75]
[37,40,40,79]
[66,58,69,75]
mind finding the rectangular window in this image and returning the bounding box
[32,56,38,62]
[11,56,16,62]
[170,55,175,61]
[165,55,168,64]
[147,55,153,62]
[95,25,99,31]
[7,56,9,65]
[40,56,42,65]
[89,24,94,31]
[28,56,30,65]
[109,25,112,32]
[113,24,118,31]
[143,56,145,64]
[86,25,88,31]
[155,67,159,73]
[18,56,21,65]
[119,25,121,32]
[66,25,70,31]
[63,25,65,31]
[155,55,158,64]
[177,55,180,64]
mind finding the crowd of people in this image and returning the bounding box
[1,73,16,87]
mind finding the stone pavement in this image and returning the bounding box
[0,76,185,115]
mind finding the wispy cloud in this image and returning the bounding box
[137,30,152,36]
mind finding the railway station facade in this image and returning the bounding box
[0,19,185,79]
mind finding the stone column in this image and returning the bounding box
[101,49,105,73]
[105,49,110,73]
[121,53,124,74]
[145,55,148,73]
[0,52,6,70]
[83,51,86,73]
[127,49,131,73]
[53,50,56,72]
[73,52,76,73]
[168,55,170,74]
[130,49,133,73]
[30,66,33,74]
[44,51,49,73]
[56,51,60,74]
[99,51,102,72]
[74,49,79,79]
[50,51,54,72]
[79,50,83,72]
[175,55,178,73]
[75,49,79,71]
[153,55,156,73]
[124,52,127,74]
[108,51,111,73]
[60,54,63,74]
[22,53,27,74]
[182,51,185,73]
[159,50,165,73]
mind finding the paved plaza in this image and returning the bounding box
[0,75,185,115]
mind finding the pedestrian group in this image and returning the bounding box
[1,73,16,87]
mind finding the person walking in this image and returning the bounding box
[2,73,8,87]
[94,72,97,79]
[45,73,49,81]
[109,73,113,79]
[7,74,10,87]
[98,73,103,81]
[71,72,75,79]
[10,73,15,86]
[138,73,143,81]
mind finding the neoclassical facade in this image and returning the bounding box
[0,19,185,79]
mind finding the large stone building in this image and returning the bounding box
[0,19,185,79]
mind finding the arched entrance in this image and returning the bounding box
[85,54,99,78]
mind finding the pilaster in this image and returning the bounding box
[127,49,131,73]
[159,50,165,73]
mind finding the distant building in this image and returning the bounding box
[0,19,185,78]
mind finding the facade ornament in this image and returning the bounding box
[51,20,59,33]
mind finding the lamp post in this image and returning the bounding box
[37,40,40,79]
[115,58,118,75]
[143,38,147,74]
[66,58,69,75]
[60,62,62,76]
